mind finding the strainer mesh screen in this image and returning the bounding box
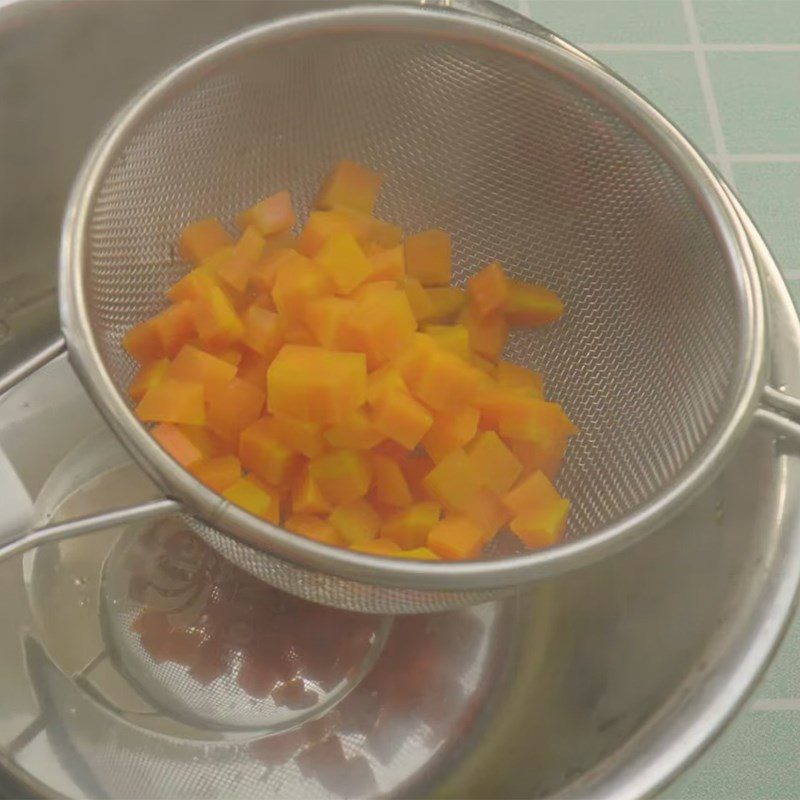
[85,29,739,597]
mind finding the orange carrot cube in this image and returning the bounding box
[464,487,511,536]
[167,344,237,393]
[223,476,280,523]
[206,377,265,442]
[201,345,243,366]
[331,206,403,249]
[285,514,344,546]
[271,250,333,322]
[180,425,225,459]
[466,431,523,496]
[151,423,205,467]
[423,324,471,362]
[425,286,465,321]
[394,547,440,560]
[267,345,367,426]
[189,456,242,493]
[239,417,299,486]
[495,362,544,396]
[510,498,570,548]
[314,232,374,295]
[404,277,436,322]
[242,305,283,359]
[151,301,195,358]
[296,210,360,257]
[373,389,433,450]
[427,515,486,560]
[405,229,451,286]
[496,399,578,443]
[316,161,383,214]
[292,469,332,516]
[422,449,483,514]
[166,267,219,304]
[506,281,564,327]
[366,366,408,406]
[329,498,381,545]
[304,296,356,350]
[369,244,405,282]
[236,190,296,236]
[472,353,497,375]
[351,538,402,555]
[270,415,325,459]
[308,449,372,505]
[193,285,245,348]
[510,436,568,480]
[179,217,233,264]
[503,470,563,516]
[369,453,412,508]
[135,379,205,425]
[381,501,441,549]
[421,406,480,463]
[325,409,385,450]
[468,261,509,317]
[461,306,508,362]
[348,290,417,368]
[123,319,164,364]
[237,350,270,390]
[129,358,170,402]
[217,226,265,293]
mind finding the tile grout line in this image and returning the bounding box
[680,0,736,188]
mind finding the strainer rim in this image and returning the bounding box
[60,4,765,592]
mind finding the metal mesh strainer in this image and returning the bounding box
[44,2,796,613]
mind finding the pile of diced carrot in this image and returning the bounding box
[123,161,577,560]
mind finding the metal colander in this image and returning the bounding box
[54,3,783,614]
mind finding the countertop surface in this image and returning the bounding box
[502,1,800,797]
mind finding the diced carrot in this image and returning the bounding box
[461,306,508,362]
[381,502,441,550]
[296,210,360,257]
[510,498,570,548]
[369,453,412,508]
[180,425,225,458]
[405,229,451,286]
[272,250,333,322]
[316,161,383,214]
[325,409,385,450]
[503,470,562,516]
[423,323,471,362]
[366,366,408,407]
[167,344,237,393]
[267,345,367,426]
[217,226,265,292]
[236,190,296,236]
[206,377,265,442]
[510,436,568,480]
[242,305,283,359]
[179,218,233,264]
[151,423,204,467]
[394,547,440,560]
[123,319,164,364]
[202,345,243,366]
[369,244,405,282]
[237,350,271,390]
[496,399,578,443]
[223,476,280,523]
[285,514,344,546]
[351,538,402,556]
[427,515,486,560]
[424,286,465,321]
[292,469,332,516]
[166,268,219,304]
[421,406,480,463]
[329,498,381,545]
[466,431,523,496]
[314,232,374,295]
[422,449,483,515]
[505,281,564,326]
[151,301,196,358]
[372,389,433,450]
[308,449,372,506]
[240,417,299,486]
[404,277,436,322]
[135,379,205,425]
[190,456,242,493]
[468,261,509,317]
[348,289,417,368]
[129,358,170,402]
[270,415,325,459]
[192,285,245,348]
[495,361,544,396]
[304,296,357,350]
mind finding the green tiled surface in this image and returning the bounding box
[707,51,800,153]
[526,0,689,43]
[511,0,800,797]
[733,163,800,273]
[593,51,717,152]
[695,0,800,44]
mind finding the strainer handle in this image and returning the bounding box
[0,336,181,563]
[756,386,800,444]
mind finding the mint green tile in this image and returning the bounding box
[786,280,800,315]
[663,710,800,799]
[733,163,800,273]
[596,52,716,153]
[708,52,800,153]
[525,0,688,43]
[695,0,800,44]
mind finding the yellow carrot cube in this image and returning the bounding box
[424,286,465,321]
[223,476,280,523]
[329,498,381,545]
[217,226,265,293]
[314,232,374,294]
[271,250,333,322]
[468,261,509,317]
[466,431,523,496]
[135,379,205,426]
[503,469,563,516]
[405,229,451,286]
[351,538,402,556]
[506,281,564,327]
[510,498,570,548]
[421,406,480,463]
[325,409,385,450]
[373,389,433,450]
[369,453,413,508]
[461,306,508,362]
[309,449,372,505]
[285,514,344,546]
[404,277,436,322]
[304,296,357,350]
[427,515,486,560]
[129,358,170,402]
[381,501,441,550]
[239,417,299,486]
[236,189,296,236]
[178,217,233,264]
[316,161,383,214]
[292,469,332,516]
[495,361,544,396]
[192,285,245,348]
